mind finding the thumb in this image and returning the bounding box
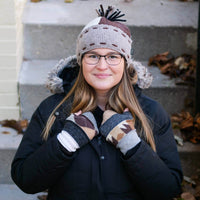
[124,108,129,112]
[74,110,82,116]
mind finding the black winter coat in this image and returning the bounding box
[11,57,183,200]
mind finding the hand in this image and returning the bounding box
[63,111,98,147]
[101,108,129,124]
[100,109,141,155]
[100,109,135,146]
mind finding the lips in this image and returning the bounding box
[94,73,111,79]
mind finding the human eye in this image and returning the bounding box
[87,54,98,59]
[107,54,121,60]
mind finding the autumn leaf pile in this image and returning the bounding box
[148,52,196,85]
[171,112,200,144]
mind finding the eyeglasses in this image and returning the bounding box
[83,53,123,65]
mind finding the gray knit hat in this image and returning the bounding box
[76,5,132,66]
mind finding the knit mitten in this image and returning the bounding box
[100,110,141,155]
[57,112,98,152]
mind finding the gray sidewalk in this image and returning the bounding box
[0,184,47,200]
[0,125,47,199]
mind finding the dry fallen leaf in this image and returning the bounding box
[171,111,200,144]
[0,119,28,134]
[148,51,173,67]
[180,114,193,129]
[2,131,10,134]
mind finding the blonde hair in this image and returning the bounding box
[43,62,156,151]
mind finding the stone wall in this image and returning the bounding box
[0,0,26,120]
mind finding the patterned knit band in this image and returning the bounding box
[76,7,132,65]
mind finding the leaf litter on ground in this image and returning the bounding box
[171,111,200,144]
[148,52,196,86]
[172,111,200,200]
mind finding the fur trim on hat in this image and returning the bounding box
[46,56,152,94]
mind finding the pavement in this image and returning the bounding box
[0,184,47,200]
[0,125,47,199]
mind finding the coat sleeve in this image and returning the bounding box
[11,98,76,194]
[122,101,183,200]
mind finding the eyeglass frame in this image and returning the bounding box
[83,52,124,66]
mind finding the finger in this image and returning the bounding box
[124,108,129,112]
[74,110,82,116]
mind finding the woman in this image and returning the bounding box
[11,5,183,200]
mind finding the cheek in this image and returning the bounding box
[82,62,93,82]
[116,69,124,84]
[114,61,125,80]
[118,67,124,78]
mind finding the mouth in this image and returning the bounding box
[94,73,111,79]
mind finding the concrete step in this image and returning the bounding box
[19,59,191,120]
[19,60,53,120]
[0,126,23,184]
[0,125,199,185]
[0,184,47,200]
[22,0,198,61]
[178,143,200,178]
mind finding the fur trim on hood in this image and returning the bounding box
[46,56,153,94]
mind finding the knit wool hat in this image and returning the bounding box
[76,5,132,65]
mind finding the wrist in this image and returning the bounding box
[100,111,133,138]
[63,121,90,147]
[57,130,80,152]
[117,129,141,155]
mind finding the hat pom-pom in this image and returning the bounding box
[96,5,126,22]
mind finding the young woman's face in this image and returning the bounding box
[82,48,125,95]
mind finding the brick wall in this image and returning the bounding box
[0,0,26,120]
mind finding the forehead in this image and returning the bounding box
[87,48,119,54]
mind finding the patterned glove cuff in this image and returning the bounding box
[63,121,89,147]
[100,111,133,138]
[105,118,135,146]
[117,129,141,155]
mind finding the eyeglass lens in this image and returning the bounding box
[84,54,122,65]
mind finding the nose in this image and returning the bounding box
[96,56,108,70]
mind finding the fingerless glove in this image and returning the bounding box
[57,112,98,152]
[100,110,141,155]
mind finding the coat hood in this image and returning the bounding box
[46,56,153,94]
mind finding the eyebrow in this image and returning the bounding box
[87,50,119,54]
